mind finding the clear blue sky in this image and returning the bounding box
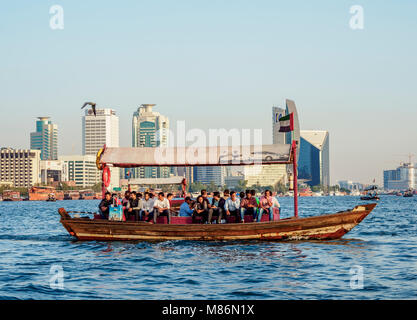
[0,0,416,185]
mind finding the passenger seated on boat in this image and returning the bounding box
[142,192,154,222]
[225,191,243,223]
[179,197,194,217]
[240,190,258,223]
[153,192,171,224]
[98,192,112,219]
[192,195,209,223]
[166,193,176,216]
[258,190,274,222]
[218,189,229,217]
[127,192,141,221]
[208,191,223,224]
[122,191,131,217]
[200,189,211,208]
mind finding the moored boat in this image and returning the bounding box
[29,186,64,201]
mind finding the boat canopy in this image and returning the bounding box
[100,144,292,168]
[127,176,185,185]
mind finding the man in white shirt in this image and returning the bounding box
[141,192,154,222]
[153,192,171,224]
[225,191,243,223]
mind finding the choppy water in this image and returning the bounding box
[0,196,416,300]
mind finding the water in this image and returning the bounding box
[0,196,416,300]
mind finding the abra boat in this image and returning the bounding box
[59,203,376,241]
[58,99,376,241]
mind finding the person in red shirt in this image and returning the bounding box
[240,190,258,223]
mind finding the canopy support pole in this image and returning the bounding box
[101,167,106,199]
[292,140,298,218]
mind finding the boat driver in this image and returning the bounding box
[98,192,112,219]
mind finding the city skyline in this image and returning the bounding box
[1,1,416,185]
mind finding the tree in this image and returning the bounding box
[234,180,248,192]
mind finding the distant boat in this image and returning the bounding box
[403,189,414,198]
[361,185,380,201]
[360,195,380,201]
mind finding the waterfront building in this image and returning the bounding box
[0,148,41,188]
[338,180,364,191]
[298,130,330,188]
[243,164,287,188]
[59,155,101,188]
[194,166,226,187]
[132,104,169,179]
[30,117,58,160]
[82,108,120,189]
[39,160,68,185]
[383,163,416,190]
[224,175,245,189]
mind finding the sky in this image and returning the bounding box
[0,0,416,185]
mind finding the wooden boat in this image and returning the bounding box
[58,203,376,241]
[2,190,21,201]
[64,191,80,200]
[79,190,95,200]
[29,186,64,201]
[58,100,376,242]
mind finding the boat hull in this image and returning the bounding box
[58,203,376,241]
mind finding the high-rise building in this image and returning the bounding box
[383,163,416,190]
[59,155,101,188]
[82,108,119,189]
[30,117,58,160]
[272,106,286,144]
[298,130,330,188]
[82,109,119,155]
[194,166,226,187]
[132,104,169,179]
[272,103,295,187]
[0,148,41,187]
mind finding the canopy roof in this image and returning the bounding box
[100,144,292,168]
[128,177,185,185]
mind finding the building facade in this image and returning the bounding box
[298,130,330,188]
[30,117,58,160]
[82,108,120,189]
[272,106,287,144]
[132,104,169,179]
[243,164,287,188]
[0,148,41,188]
[383,163,416,190]
[59,155,101,188]
[194,166,226,187]
[39,160,68,185]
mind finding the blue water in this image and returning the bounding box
[0,196,416,300]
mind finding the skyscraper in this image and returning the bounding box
[272,106,286,144]
[132,104,169,178]
[298,130,330,188]
[30,117,58,160]
[82,108,119,189]
[194,166,226,187]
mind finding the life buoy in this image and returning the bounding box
[102,166,111,187]
[96,148,104,170]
